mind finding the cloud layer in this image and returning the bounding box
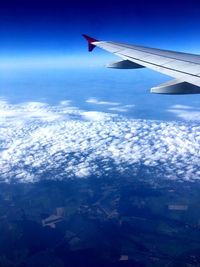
[0,100,199,183]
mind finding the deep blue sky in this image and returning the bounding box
[0,0,200,59]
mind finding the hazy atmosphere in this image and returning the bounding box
[0,0,200,266]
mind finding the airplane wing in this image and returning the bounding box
[83,34,200,94]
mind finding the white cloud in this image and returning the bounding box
[0,100,199,183]
[81,111,114,121]
[108,105,134,113]
[168,105,200,121]
[59,100,72,106]
[170,105,195,110]
[86,98,135,113]
[86,97,120,106]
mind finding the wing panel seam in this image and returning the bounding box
[106,42,200,66]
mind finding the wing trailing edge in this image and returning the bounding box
[106,60,145,69]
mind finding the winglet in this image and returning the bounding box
[82,34,98,52]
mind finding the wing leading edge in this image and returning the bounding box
[82,34,200,94]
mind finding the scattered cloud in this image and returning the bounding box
[86,97,120,106]
[86,98,135,113]
[168,105,200,121]
[108,105,135,113]
[170,105,195,110]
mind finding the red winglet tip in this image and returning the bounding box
[82,34,98,52]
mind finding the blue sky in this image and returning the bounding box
[0,0,200,61]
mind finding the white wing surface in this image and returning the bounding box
[83,34,200,94]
